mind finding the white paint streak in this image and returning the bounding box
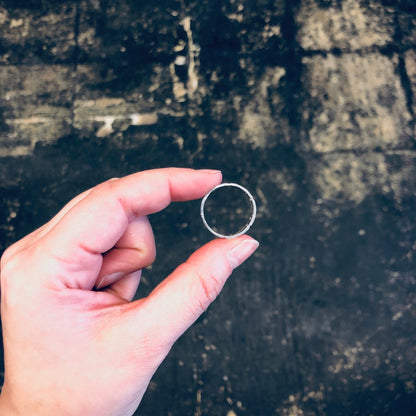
[95,116,116,137]
[0,145,33,157]
[182,16,199,98]
[9,116,50,124]
[92,113,158,137]
[129,112,158,126]
[170,16,200,101]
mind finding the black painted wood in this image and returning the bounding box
[0,1,415,415]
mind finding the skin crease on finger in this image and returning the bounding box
[0,168,259,416]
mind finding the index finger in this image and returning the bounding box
[43,168,222,260]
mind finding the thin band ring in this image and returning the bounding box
[200,183,257,239]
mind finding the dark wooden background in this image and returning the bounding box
[0,1,415,415]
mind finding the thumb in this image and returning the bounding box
[127,236,259,355]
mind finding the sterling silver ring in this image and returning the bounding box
[200,183,257,239]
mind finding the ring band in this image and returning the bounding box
[200,183,257,239]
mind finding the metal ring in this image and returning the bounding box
[200,183,257,239]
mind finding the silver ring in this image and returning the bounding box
[200,183,257,239]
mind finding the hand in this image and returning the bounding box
[0,168,258,416]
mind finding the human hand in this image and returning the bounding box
[0,168,258,416]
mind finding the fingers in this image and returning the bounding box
[95,216,155,289]
[33,168,222,289]
[43,168,222,258]
[103,271,142,302]
[122,236,259,360]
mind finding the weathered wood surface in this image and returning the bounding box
[0,1,415,415]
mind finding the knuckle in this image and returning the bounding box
[184,262,223,314]
[1,242,39,294]
[0,248,10,269]
[95,178,118,194]
[0,246,21,297]
[1,244,19,275]
[197,271,222,312]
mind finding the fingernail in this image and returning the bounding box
[227,239,259,269]
[198,169,222,175]
[96,272,123,289]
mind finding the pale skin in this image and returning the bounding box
[0,168,259,416]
